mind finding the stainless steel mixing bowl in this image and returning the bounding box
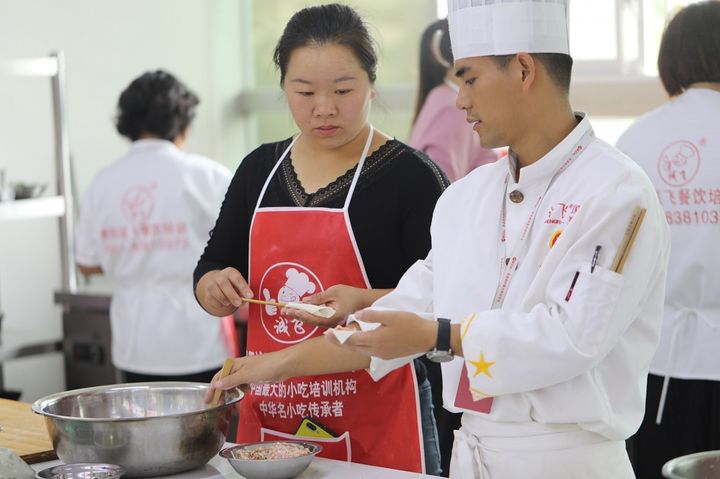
[31,382,243,478]
[663,451,720,479]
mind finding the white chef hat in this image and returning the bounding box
[447,0,570,61]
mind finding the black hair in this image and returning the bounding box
[273,3,377,87]
[658,1,720,97]
[413,18,453,124]
[493,53,573,94]
[115,70,199,142]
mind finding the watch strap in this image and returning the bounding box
[436,317,451,352]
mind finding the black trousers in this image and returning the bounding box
[630,373,720,479]
[122,368,218,384]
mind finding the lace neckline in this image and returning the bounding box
[280,139,398,207]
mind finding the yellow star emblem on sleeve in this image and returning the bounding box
[468,352,496,378]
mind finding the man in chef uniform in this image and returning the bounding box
[616,2,720,475]
[210,0,670,476]
[322,1,671,477]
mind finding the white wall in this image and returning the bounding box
[0,0,249,401]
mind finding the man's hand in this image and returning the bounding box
[325,310,437,360]
[283,285,380,328]
[195,268,253,317]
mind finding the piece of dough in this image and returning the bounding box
[284,302,336,318]
[324,326,356,344]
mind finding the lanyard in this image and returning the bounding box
[491,126,595,309]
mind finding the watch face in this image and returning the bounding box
[426,350,454,363]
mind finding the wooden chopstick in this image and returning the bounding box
[611,206,647,273]
[610,207,641,272]
[615,208,646,274]
[212,358,235,407]
[239,297,287,308]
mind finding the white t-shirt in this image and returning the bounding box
[617,87,720,381]
[76,139,232,374]
[356,114,670,441]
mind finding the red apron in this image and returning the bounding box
[237,128,424,473]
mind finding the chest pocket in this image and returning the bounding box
[563,263,624,355]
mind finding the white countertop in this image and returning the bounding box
[31,446,444,479]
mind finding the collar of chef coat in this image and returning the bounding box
[505,112,590,188]
[128,138,178,154]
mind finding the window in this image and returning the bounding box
[571,0,699,78]
[641,0,699,76]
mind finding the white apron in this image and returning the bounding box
[451,420,633,479]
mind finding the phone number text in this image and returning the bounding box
[665,209,720,225]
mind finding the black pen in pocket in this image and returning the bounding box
[564,271,580,302]
[566,245,602,302]
[591,245,602,273]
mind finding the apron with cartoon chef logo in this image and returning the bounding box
[238,127,424,473]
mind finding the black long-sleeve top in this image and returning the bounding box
[194,138,449,290]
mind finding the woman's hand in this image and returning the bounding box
[283,285,385,328]
[204,354,284,403]
[195,267,253,317]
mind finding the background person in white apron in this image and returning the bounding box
[76,70,232,382]
[616,2,720,476]
[194,4,448,474]
[312,1,669,478]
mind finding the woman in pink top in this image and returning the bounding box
[408,18,497,183]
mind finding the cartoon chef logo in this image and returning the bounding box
[258,263,323,344]
[121,185,155,225]
[657,140,700,187]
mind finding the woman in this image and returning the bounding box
[194,4,447,474]
[616,2,720,476]
[407,18,497,183]
[76,70,232,383]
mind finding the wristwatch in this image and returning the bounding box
[426,318,454,363]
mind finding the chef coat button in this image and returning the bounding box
[509,190,524,203]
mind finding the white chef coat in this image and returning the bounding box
[76,139,231,374]
[617,87,720,381]
[353,114,670,478]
